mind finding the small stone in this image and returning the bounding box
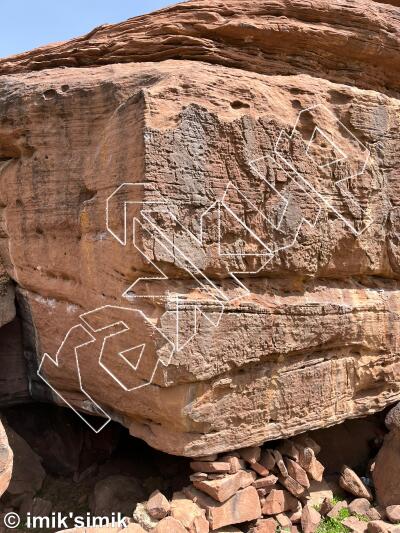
[342,516,369,533]
[190,461,231,474]
[253,474,278,490]
[320,498,334,516]
[279,475,306,497]
[262,489,299,515]
[239,446,261,464]
[220,455,245,474]
[306,455,325,482]
[327,500,348,519]
[251,462,270,477]
[207,474,226,480]
[386,505,400,523]
[294,435,321,456]
[367,508,383,521]
[368,521,389,533]
[298,446,314,470]
[287,501,302,524]
[193,470,255,503]
[153,516,187,533]
[306,479,333,508]
[349,499,371,517]
[190,473,208,481]
[170,494,208,532]
[278,440,300,461]
[301,504,321,533]
[145,490,170,520]
[205,486,262,530]
[276,513,292,528]
[249,517,278,533]
[272,450,288,477]
[259,450,276,471]
[133,502,159,531]
[340,466,373,500]
[285,458,310,488]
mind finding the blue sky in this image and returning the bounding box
[0,0,175,59]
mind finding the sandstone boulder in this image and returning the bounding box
[374,429,400,507]
[0,0,400,456]
[386,506,400,524]
[340,467,372,500]
[145,490,170,520]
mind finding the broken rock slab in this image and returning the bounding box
[340,466,373,500]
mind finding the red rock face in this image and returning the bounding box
[0,0,400,456]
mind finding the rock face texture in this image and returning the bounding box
[0,0,400,456]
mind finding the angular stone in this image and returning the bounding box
[301,504,321,533]
[276,513,292,528]
[294,436,321,456]
[190,462,231,474]
[367,509,383,521]
[306,454,324,482]
[146,490,170,520]
[285,458,310,488]
[342,517,369,533]
[251,462,270,477]
[193,470,255,503]
[278,441,300,461]
[349,499,371,517]
[320,498,334,516]
[386,506,400,524]
[340,466,372,500]
[298,447,314,471]
[272,450,288,477]
[253,475,278,490]
[171,493,208,532]
[220,455,245,475]
[278,475,306,497]
[239,447,261,464]
[327,500,348,519]
[133,502,159,531]
[153,517,187,533]
[368,522,390,533]
[306,479,333,507]
[205,486,261,530]
[259,450,276,471]
[191,473,208,482]
[287,502,302,524]
[248,518,278,533]
[262,489,298,515]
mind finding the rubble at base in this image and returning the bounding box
[124,433,400,533]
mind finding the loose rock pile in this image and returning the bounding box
[130,435,400,533]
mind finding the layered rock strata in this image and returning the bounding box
[0,0,399,455]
